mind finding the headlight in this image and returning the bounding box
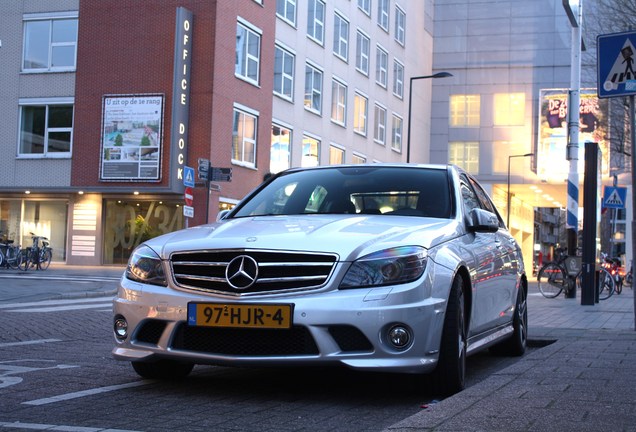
[125,245,167,286]
[340,246,427,289]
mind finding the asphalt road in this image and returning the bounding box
[0,272,530,432]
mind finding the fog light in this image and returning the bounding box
[114,317,128,340]
[388,325,411,349]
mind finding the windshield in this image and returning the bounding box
[232,166,453,219]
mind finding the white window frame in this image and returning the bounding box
[271,121,293,173]
[374,103,387,145]
[329,143,345,165]
[331,77,348,126]
[333,12,350,62]
[353,92,368,136]
[449,141,479,173]
[376,45,388,88]
[377,0,389,32]
[232,104,259,169]
[22,12,79,72]
[274,43,295,101]
[395,5,406,46]
[235,19,262,86]
[357,0,371,16]
[307,0,326,45]
[18,97,74,158]
[393,59,404,99]
[450,94,481,127]
[352,153,367,164]
[302,133,321,167]
[355,30,370,76]
[276,0,296,27]
[304,62,323,115]
[391,113,403,153]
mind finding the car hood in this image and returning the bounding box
[145,215,462,261]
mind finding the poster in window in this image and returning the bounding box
[100,94,163,181]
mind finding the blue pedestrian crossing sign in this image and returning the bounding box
[603,186,627,209]
[597,30,636,98]
[183,165,195,188]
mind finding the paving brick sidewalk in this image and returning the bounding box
[385,283,636,432]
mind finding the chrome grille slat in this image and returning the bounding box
[170,250,338,296]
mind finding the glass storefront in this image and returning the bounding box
[0,198,68,261]
[103,199,184,265]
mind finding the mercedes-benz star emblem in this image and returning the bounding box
[225,255,259,289]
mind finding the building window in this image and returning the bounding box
[271,123,292,174]
[395,6,406,46]
[274,45,295,101]
[391,114,403,152]
[357,0,371,16]
[22,14,78,72]
[450,94,480,127]
[307,0,326,45]
[302,135,320,167]
[235,21,261,85]
[232,106,258,168]
[333,12,349,62]
[393,60,404,98]
[353,93,368,136]
[374,104,387,144]
[376,46,388,88]
[355,30,370,75]
[449,141,479,173]
[19,100,73,157]
[331,78,347,126]
[276,0,296,26]
[352,154,367,164]
[494,93,525,126]
[377,0,389,31]
[304,63,323,114]
[330,145,345,164]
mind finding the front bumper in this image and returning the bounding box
[112,276,449,374]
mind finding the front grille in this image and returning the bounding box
[171,323,319,356]
[170,250,337,296]
[328,325,374,352]
[135,320,167,344]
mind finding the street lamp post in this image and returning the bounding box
[406,72,453,163]
[507,153,534,228]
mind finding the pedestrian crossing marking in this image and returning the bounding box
[603,38,636,92]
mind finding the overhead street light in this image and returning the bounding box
[406,72,453,163]
[507,153,534,228]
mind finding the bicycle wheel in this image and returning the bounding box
[6,247,21,270]
[598,268,615,300]
[38,248,52,270]
[537,263,567,298]
[18,249,30,271]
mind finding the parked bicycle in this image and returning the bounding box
[537,247,615,300]
[601,253,623,295]
[20,232,52,271]
[0,231,23,270]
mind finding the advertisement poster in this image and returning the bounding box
[537,89,609,181]
[100,94,163,181]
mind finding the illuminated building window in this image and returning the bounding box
[302,134,320,167]
[353,93,368,136]
[331,78,347,126]
[449,94,480,127]
[352,153,366,164]
[449,141,479,173]
[494,93,525,126]
[330,145,345,164]
[270,123,291,174]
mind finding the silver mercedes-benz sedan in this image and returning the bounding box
[112,164,527,396]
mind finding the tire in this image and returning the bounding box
[18,249,30,271]
[6,247,22,270]
[131,360,194,379]
[598,268,615,300]
[431,276,467,397]
[38,249,52,270]
[537,263,567,298]
[491,284,527,357]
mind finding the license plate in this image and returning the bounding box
[187,303,293,329]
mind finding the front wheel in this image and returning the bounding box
[38,248,52,270]
[17,249,30,271]
[537,263,567,298]
[598,268,615,300]
[431,276,467,397]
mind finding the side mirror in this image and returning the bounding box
[216,209,231,221]
[467,208,499,233]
